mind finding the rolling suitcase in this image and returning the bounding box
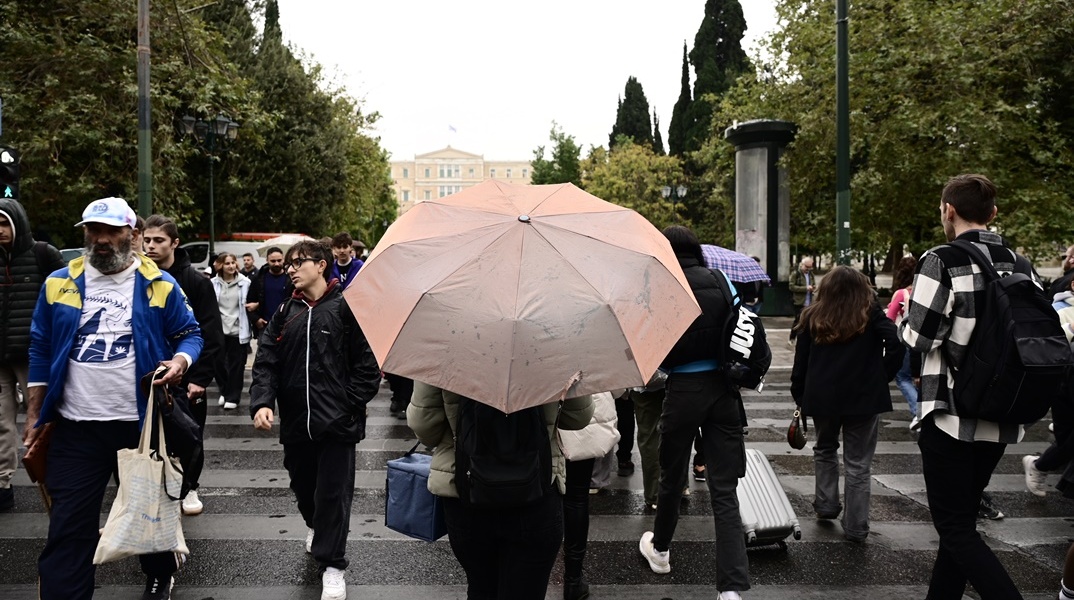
[737,448,801,549]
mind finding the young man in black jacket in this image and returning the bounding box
[143,215,224,516]
[250,240,381,600]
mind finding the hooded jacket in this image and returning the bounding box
[211,272,252,344]
[160,246,223,388]
[249,281,381,444]
[0,198,65,362]
[660,255,733,370]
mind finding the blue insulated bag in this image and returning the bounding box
[385,442,447,542]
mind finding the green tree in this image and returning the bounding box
[668,42,693,157]
[652,111,666,156]
[608,77,654,149]
[531,123,583,185]
[685,0,750,154]
[581,140,685,232]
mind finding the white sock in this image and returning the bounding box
[1061,579,1074,600]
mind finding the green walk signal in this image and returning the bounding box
[0,146,19,201]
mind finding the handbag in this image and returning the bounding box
[787,407,808,450]
[94,367,189,564]
[557,391,621,461]
[385,441,447,542]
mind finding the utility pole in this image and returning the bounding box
[835,0,851,265]
[137,0,152,217]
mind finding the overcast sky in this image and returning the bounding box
[275,1,779,161]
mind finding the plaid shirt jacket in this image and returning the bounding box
[898,229,1029,444]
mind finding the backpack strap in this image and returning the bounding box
[949,239,1031,282]
[31,241,53,278]
[708,268,741,309]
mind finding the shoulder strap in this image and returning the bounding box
[32,241,52,277]
[949,239,1031,282]
[708,268,740,308]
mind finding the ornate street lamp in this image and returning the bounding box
[178,114,240,255]
[661,184,687,223]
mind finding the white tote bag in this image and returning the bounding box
[94,368,189,564]
[557,392,621,461]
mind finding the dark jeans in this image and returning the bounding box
[918,417,1022,599]
[442,491,563,600]
[563,458,596,580]
[214,335,249,404]
[632,388,665,506]
[39,419,179,600]
[283,439,356,571]
[812,414,880,539]
[614,394,635,464]
[652,371,749,593]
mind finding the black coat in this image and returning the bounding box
[660,257,733,369]
[0,198,65,362]
[162,247,224,389]
[790,306,902,417]
[249,282,381,444]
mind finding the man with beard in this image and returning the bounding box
[247,247,290,341]
[143,214,223,516]
[23,197,203,600]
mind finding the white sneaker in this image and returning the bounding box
[217,395,226,407]
[639,531,670,574]
[908,415,920,430]
[223,401,238,410]
[1023,455,1047,497]
[321,567,346,600]
[181,490,203,515]
[305,528,314,553]
[718,592,742,600]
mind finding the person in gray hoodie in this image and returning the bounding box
[0,198,64,511]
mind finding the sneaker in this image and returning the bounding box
[0,487,13,512]
[141,575,174,600]
[718,592,742,600]
[977,491,1004,520]
[639,531,670,574]
[908,415,920,430]
[181,490,204,515]
[321,567,346,600]
[617,460,635,477]
[1023,455,1047,497]
[223,401,238,410]
[305,528,314,553]
[217,395,226,407]
[693,465,707,482]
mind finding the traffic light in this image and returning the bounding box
[0,146,18,200]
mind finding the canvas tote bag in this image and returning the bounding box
[94,367,189,564]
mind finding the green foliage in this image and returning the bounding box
[581,140,685,232]
[702,0,1074,260]
[685,0,750,154]
[668,43,692,157]
[608,77,654,149]
[531,122,582,186]
[652,111,665,156]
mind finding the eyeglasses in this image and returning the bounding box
[286,257,320,270]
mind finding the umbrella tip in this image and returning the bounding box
[518,215,531,223]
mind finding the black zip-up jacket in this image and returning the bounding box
[0,198,65,363]
[161,246,224,388]
[660,256,732,369]
[249,281,381,444]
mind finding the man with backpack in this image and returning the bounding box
[0,198,65,512]
[900,174,1069,598]
[407,383,593,600]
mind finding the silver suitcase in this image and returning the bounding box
[737,448,801,549]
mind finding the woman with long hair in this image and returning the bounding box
[791,266,903,542]
[886,255,920,427]
[210,252,252,410]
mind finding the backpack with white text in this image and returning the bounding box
[711,269,772,391]
[951,240,1074,423]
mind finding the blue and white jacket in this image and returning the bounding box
[29,255,203,426]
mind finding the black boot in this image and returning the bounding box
[564,575,590,600]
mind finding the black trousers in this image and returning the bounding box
[614,394,635,464]
[172,384,208,490]
[442,491,563,600]
[918,417,1021,599]
[214,335,248,404]
[563,458,596,580]
[385,372,414,411]
[39,419,179,600]
[282,439,356,571]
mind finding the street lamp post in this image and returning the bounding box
[179,114,239,256]
[661,184,687,223]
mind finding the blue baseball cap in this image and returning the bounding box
[76,197,138,228]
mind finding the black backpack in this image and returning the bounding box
[454,397,552,508]
[711,269,772,391]
[950,240,1074,423]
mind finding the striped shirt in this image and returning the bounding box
[898,229,1029,444]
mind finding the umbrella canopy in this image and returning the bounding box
[701,244,770,284]
[256,234,315,257]
[345,180,700,413]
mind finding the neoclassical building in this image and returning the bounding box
[390,146,533,214]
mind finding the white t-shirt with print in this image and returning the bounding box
[60,258,140,421]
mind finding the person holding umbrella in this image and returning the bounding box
[638,225,750,600]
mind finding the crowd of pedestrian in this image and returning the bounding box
[5,173,1074,600]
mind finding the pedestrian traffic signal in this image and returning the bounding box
[0,146,18,200]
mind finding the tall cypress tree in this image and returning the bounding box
[608,76,654,149]
[684,0,749,153]
[652,111,665,156]
[668,42,692,157]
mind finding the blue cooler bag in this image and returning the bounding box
[385,443,447,542]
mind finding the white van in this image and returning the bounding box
[180,241,267,271]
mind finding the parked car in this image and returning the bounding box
[180,241,267,271]
[60,248,83,264]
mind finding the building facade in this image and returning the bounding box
[390,146,532,214]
